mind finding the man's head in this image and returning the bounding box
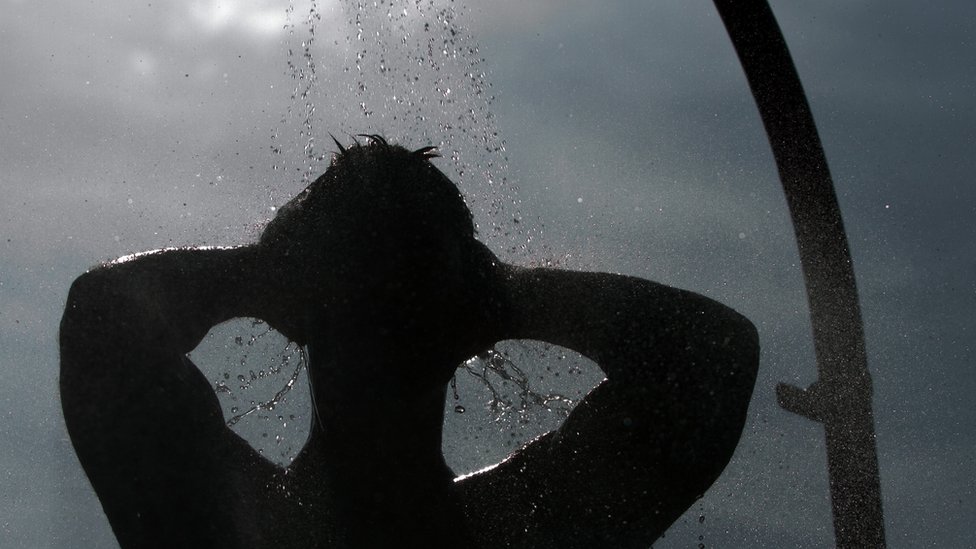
[260,135,480,324]
[263,135,473,255]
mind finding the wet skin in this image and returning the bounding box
[60,142,759,548]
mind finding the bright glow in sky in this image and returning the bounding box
[187,0,289,37]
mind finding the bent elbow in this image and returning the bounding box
[59,268,130,368]
[711,307,760,410]
[707,307,760,442]
[728,309,760,383]
[61,269,113,338]
[59,271,115,417]
[678,310,759,486]
[679,305,760,439]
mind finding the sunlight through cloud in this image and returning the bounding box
[128,50,158,79]
[187,0,288,38]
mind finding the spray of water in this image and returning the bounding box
[197,318,309,465]
[214,2,591,466]
[457,346,576,418]
[223,328,308,428]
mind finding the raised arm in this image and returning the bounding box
[59,246,281,548]
[61,246,267,355]
[461,259,759,549]
[499,263,758,390]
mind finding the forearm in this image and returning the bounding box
[62,246,263,355]
[500,264,758,384]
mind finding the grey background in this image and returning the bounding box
[2,0,973,546]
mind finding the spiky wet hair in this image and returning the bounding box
[261,135,475,258]
[330,133,441,162]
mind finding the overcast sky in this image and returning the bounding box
[2,0,974,547]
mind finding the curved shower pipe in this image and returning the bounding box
[711,1,886,546]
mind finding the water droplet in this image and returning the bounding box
[454,405,466,414]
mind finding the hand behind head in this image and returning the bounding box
[256,137,506,365]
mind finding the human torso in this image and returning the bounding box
[204,444,481,549]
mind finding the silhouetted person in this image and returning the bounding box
[60,136,759,548]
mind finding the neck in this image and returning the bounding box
[308,388,449,468]
[289,361,470,547]
[294,345,454,482]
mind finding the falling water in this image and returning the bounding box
[191,318,309,466]
[209,0,605,471]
